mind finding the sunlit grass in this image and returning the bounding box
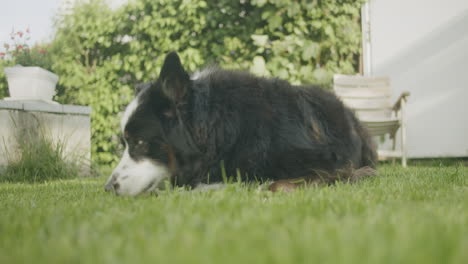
[0,163,466,264]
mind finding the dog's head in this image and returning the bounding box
[104,52,196,196]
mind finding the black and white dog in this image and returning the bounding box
[105,52,377,196]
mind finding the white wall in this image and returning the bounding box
[368,0,468,157]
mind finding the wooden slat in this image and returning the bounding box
[367,128,396,135]
[334,86,391,98]
[378,149,403,158]
[334,83,391,89]
[334,74,390,86]
[367,128,398,136]
[366,128,398,133]
[361,119,399,125]
[355,109,392,119]
[342,98,391,109]
[334,74,391,99]
[362,120,400,136]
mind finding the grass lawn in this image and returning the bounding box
[0,163,467,264]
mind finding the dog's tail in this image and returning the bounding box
[324,165,378,183]
[352,114,378,168]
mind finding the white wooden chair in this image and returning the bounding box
[333,74,410,167]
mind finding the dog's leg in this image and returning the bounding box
[268,178,314,193]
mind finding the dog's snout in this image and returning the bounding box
[104,174,119,192]
[104,182,113,192]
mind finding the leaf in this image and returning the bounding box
[302,42,320,60]
[311,21,322,28]
[251,35,269,47]
[135,71,143,80]
[268,16,283,30]
[253,0,267,7]
[261,11,272,20]
[286,3,301,17]
[277,69,289,79]
[313,68,331,84]
[250,56,270,77]
[324,25,335,37]
[299,65,313,77]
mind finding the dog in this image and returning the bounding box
[104,52,377,196]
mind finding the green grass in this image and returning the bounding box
[1,131,85,183]
[0,164,467,264]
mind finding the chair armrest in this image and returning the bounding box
[393,91,410,111]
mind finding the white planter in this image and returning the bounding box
[4,66,59,103]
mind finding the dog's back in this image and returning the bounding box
[186,68,377,185]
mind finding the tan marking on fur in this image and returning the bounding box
[310,118,322,141]
[161,144,177,172]
[268,166,377,193]
[268,178,309,192]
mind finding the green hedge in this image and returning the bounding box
[1,0,364,167]
[0,60,12,98]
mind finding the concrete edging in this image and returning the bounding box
[0,100,91,115]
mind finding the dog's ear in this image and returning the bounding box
[159,52,190,103]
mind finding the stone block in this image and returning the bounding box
[0,100,92,176]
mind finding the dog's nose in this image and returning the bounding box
[104,174,118,192]
[104,181,114,192]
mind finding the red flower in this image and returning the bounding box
[17,45,23,50]
[17,31,24,37]
[0,52,5,56]
[39,49,47,54]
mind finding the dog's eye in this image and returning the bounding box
[134,140,149,153]
[163,109,175,119]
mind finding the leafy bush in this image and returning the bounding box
[0,59,12,98]
[1,0,364,167]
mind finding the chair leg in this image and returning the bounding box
[402,132,407,168]
[391,133,397,165]
[401,100,407,168]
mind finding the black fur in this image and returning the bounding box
[126,52,377,188]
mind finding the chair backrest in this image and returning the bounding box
[333,74,392,120]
